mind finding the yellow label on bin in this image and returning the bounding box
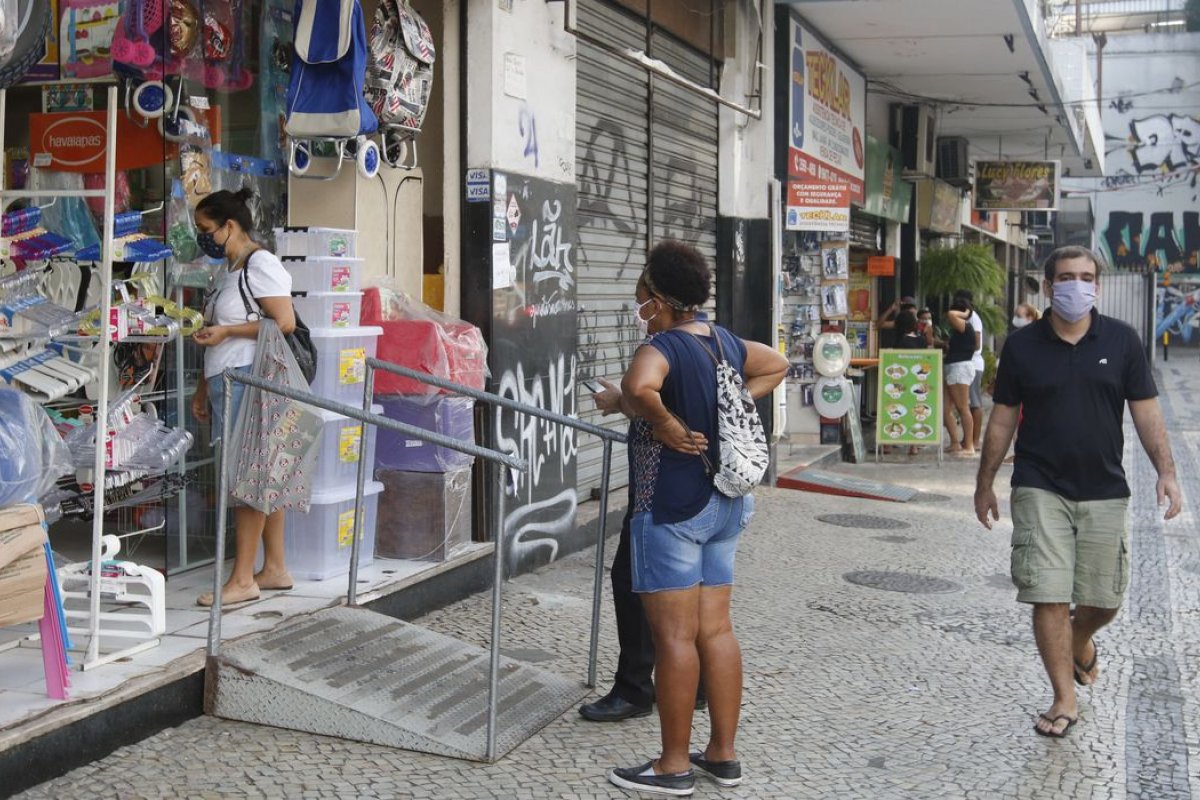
[338,425,362,463]
[337,509,361,548]
[338,348,366,384]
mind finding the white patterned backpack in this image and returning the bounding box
[689,326,769,497]
[365,0,434,133]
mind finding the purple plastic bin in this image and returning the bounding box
[374,395,476,472]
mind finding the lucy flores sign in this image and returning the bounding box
[973,160,1060,211]
[785,181,851,232]
[787,14,866,205]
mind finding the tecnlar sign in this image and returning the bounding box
[786,14,866,207]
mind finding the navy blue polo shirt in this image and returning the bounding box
[992,310,1157,501]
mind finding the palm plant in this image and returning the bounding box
[919,242,1007,335]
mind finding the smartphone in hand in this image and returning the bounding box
[582,379,603,394]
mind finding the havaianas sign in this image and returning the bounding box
[29,109,221,173]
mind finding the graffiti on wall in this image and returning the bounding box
[491,172,580,573]
[574,118,714,382]
[1155,276,1200,342]
[1092,79,1200,274]
[1104,210,1200,272]
[577,119,715,281]
[1127,113,1200,174]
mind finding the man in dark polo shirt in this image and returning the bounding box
[974,245,1182,739]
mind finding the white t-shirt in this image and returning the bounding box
[203,249,292,379]
[969,311,985,372]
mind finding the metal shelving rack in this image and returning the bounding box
[1,85,162,669]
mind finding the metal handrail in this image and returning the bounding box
[364,358,626,692]
[366,359,627,444]
[206,367,527,762]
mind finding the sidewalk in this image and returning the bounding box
[12,358,1200,799]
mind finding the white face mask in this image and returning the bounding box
[634,298,656,337]
[1012,315,1031,328]
[1050,279,1097,323]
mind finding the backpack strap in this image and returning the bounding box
[235,249,264,322]
[684,324,731,368]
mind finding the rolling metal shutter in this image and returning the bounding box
[574,0,719,495]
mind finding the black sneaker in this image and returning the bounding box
[607,761,695,796]
[689,752,742,787]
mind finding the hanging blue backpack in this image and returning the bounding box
[285,0,378,139]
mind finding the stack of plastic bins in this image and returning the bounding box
[374,394,475,562]
[284,251,365,331]
[285,330,384,578]
[280,227,384,580]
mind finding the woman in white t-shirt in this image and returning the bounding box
[191,188,295,608]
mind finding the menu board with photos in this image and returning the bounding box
[875,349,943,449]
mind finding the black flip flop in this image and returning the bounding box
[1034,713,1078,738]
[1073,642,1098,686]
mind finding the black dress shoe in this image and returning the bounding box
[579,690,653,722]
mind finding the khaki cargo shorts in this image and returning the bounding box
[1009,487,1131,608]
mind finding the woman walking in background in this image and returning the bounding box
[942,295,981,457]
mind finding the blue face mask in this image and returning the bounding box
[196,227,228,260]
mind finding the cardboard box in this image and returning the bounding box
[374,469,472,561]
[0,547,46,627]
[0,506,48,627]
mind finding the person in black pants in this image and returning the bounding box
[579,508,657,720]
[579,381,705,722]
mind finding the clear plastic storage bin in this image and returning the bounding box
[313,405,381,488]
[308,326,382,403]
[284,481,383,580]
[284,257,363,294]
[273,227,358,258]
[293,292,363,329]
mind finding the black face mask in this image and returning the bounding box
[196,226,228,259]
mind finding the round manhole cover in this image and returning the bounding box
[844,571,962,594]
[907,493,951,504]
[817,514,911,530]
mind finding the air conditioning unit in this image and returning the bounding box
[936,136,970,188]
[889,103,938,177]
[1024,210,1056,239]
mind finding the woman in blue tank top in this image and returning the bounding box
[605,242,788,796]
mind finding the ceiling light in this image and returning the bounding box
[1150,19,1185,27]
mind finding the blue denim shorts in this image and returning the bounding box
[630,493,754,593]
[208,365,252,444]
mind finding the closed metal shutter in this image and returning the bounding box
[850,210,883,251]
[574,0,719,495]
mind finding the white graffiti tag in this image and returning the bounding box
[495,355,578,500]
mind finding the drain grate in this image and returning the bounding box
[844,571,963,594]
[817,514,911,530]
